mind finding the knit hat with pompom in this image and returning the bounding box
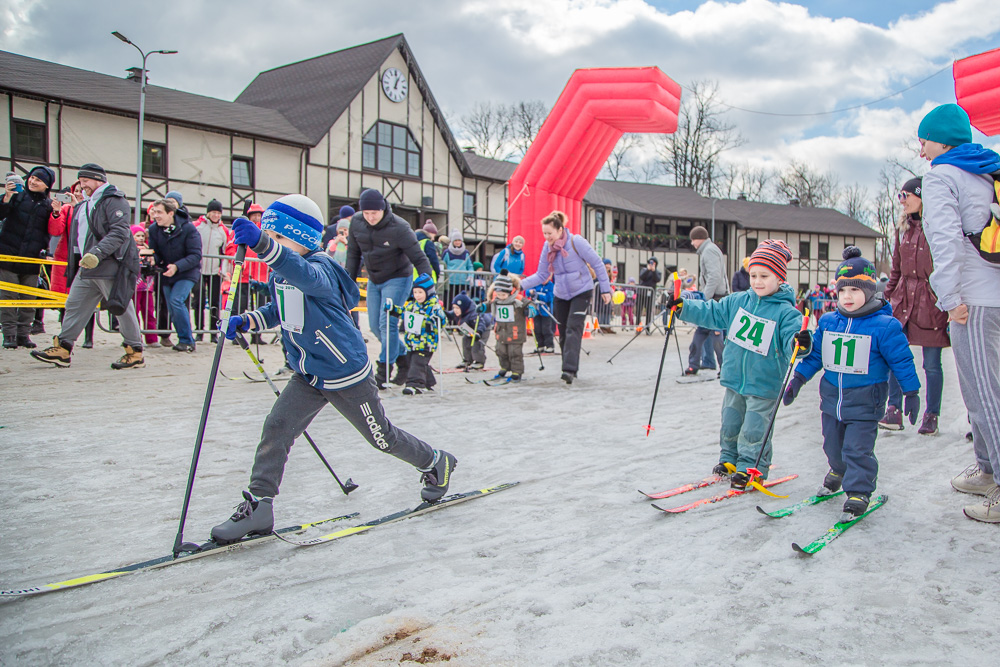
[835,246,878,301]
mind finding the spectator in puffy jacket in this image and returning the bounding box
[147,197,202,352]
[442,235,474,306]
[0,166,55,348]
[491,235,527,276]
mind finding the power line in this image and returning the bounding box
[687,63,952,118]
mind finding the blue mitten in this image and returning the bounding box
[783,372,806,406]
[223,314,251,340]
[903,392,920,425]
[232,216,262,247]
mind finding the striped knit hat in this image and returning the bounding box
[492,269,514,294]
[835,246,877,300]
[748,239,792,282]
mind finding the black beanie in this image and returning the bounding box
[359,189,385,211]
[901,177,922,198]
[207,199,223,213]
[27,166,55,190]
[78,163,107,182]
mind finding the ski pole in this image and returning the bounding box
[643,272,682,437]
[673,311,685,374]
[385,297,392,387]
[173,242,247,557]
[234,331,358,495]
[606,323,645,364]
[746,309,811,496]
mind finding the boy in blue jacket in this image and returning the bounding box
[450,292,493,369]
[211,195,457,544]
[783,247,920,518]
[385,273,445,395]
[666,240,810,490]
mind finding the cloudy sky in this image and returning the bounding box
[2,0,998,201]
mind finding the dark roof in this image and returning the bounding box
[716,198,881,238]
[464,152,517,181]
[585,180,740,222]
[0,50,310,144]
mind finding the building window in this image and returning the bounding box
[142,142,166,177]
[232,157,253,188]
[362,121,421,178]
[818,242,829,260]
[799,241,811,259]
[746,237,758,256]
[13,119,47,161]
[463,192,476,216]
[595,210,604,232]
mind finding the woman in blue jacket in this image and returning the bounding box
[491,235,526,276]
[147,198,202,351]
[520,210,610,384]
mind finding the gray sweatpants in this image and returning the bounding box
[60,277,142,348]
[0,269,37,339]
[951,306,1000,485]
[249,372,436,497]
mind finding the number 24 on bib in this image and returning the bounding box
[727,308,776,356]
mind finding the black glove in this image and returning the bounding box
[903,392,920,425]
[793,330,812,354]
[783,372,805,406]
[665,296,683,310]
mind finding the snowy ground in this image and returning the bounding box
[1,313,998,666]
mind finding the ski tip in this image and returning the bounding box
[755,505,768,515]
[791,542,813,556]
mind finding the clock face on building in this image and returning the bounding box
[381,68,408,102]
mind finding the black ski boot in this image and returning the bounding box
[390,355,408,386]
[841,494,870,521]
[712,462,733,477]
[819,470,843,496]
[211,491,274,544]
[419,449,458,502]
[730,471,750,490]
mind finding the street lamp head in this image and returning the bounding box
[157,50,179,55]
[112,31,131,44]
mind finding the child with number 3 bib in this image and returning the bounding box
[665,240,810,490]
[385,273,445,395]
[783,247,919,519]
[488,269,529,382]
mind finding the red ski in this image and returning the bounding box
[638,475,724,500]
[651,474,798,513]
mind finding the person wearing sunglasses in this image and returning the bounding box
[880,177,949,435]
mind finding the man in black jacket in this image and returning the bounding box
[31,163,144,369]
[638,257,661,334]
[346,189,433,388]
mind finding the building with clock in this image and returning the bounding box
[1,34,878,288]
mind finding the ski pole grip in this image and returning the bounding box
[672,271,681,301]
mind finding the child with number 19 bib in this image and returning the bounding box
[782,247,920,519]
[665,240,810,490]
[489,269,529,382]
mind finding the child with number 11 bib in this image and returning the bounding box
[665,240,810,490]
[782,247,919,519]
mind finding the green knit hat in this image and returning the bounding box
[918,104,972,147]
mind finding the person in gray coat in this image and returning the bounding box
[30,163,144,370]
[685,225,729,375]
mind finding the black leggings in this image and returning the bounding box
[553,291,592,375]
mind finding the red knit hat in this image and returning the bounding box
[748,239,793,282]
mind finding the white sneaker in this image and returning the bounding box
[951,464,997,496]
[963,486,1000,523]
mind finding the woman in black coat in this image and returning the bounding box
[0,166,55,348]
[146,198,202,351]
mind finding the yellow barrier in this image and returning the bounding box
[0,254,68,266]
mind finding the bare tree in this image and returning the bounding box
[653,80,744,196]
[720,161,774,201]
[603,133,639,181]
[871,166,906,267]
[457,101,515,160]
[776,160,841,208]
[508,101,548,159]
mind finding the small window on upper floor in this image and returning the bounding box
[142,142,167,177]
[362,121,421,178]
[14,119,47,162]
[464,192,476,216]
[232,157,254,188]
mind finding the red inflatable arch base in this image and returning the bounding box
[954,47,1000,137]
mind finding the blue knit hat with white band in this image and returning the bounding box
[261,194,324,251]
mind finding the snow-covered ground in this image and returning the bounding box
[2,314,997,666]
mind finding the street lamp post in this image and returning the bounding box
[112,31,177,227]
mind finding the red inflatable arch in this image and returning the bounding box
[508,67,682,271]
[954,47,1000,137]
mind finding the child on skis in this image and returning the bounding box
[529,281,555,353]
[782,247,920,519]
[450,292,492,370]
[385,273,445,395]
[665,240,811,490]
[211,194,457,544]
[488,269,529,382]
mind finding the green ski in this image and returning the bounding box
[792,494,888,555]
[756,490,844,518]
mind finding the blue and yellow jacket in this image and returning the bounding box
[247,234,371,390]
[388,296,445,354]
[678,283,804,400]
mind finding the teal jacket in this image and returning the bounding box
[677,283,803,399]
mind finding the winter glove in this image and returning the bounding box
[80,253,100,269]
[231,216,262,248]
[793,330,812,354]
[783,372,806,406]
[903,392,920,425]
[383,301,394,312]
[665,296,683,310]
[476,302,489,314]
[222,314,251,340]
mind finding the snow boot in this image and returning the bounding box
[17,335,36,349]
[963,486,1000,523]
[111,344,145,370]
[819,470,843,495]
[509,374,521,383]
[375,361,389,390]
[419,449,458,502]
[878,405,903,431]
[561,371,575,385]
[390,355,408,386]
[841,494,870,520]
[2,337,16,349]
[683,367,699,376]
[30,319,44,335]
[469,362,484,370]
[951,463,996,496]
[917,413,939,436]
[30,336,72,367]
[402,386,423,396]
[492,370,509,380]
[211,491,275,544]
[730,471,750,490]
[712,462,732,477]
